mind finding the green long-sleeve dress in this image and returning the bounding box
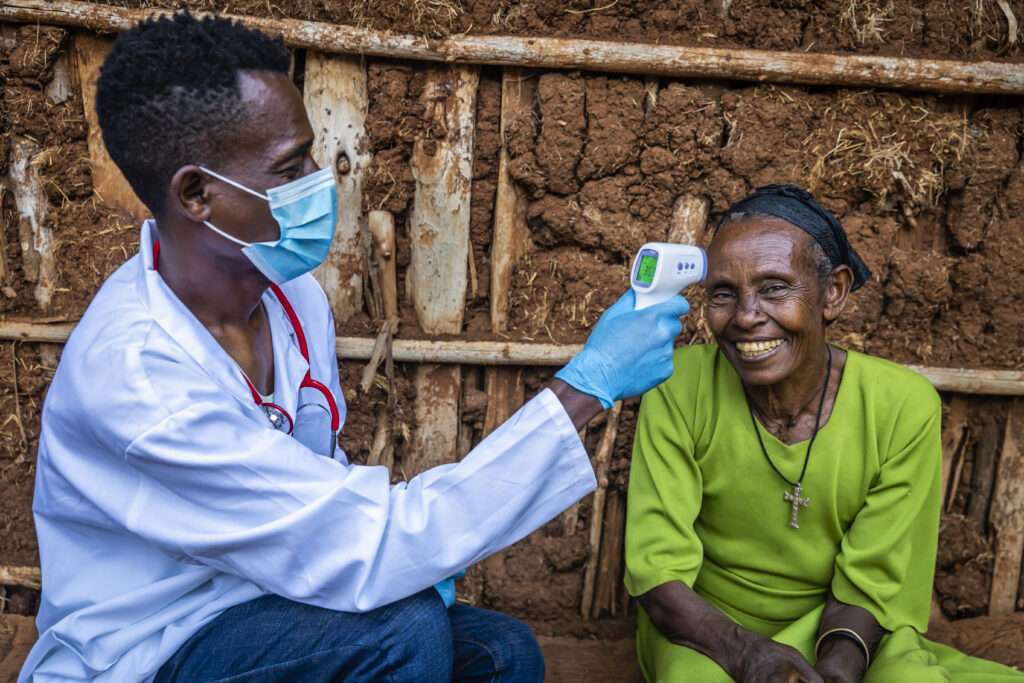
[625,344,1022,682]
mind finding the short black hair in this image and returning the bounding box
[96,12,291,216]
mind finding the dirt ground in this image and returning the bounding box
[2,1,1024,646]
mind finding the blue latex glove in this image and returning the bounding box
[555,290,689,408]
[434,569,466,608]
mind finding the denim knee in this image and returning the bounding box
[378,588,454,682]
[449,605,545,682]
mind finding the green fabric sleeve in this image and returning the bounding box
[831,374,941,633]
[624,353,705,598]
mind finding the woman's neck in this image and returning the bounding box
[746,345,847,444]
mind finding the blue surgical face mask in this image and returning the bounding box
[199,166,338,284]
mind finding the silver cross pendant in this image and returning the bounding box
[783,484,809,529]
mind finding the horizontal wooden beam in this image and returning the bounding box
[1,320,1022,394]
[2,0,1022,95]
[0,566,41,590]
[336,336,581,365]
[907,365,1024,397]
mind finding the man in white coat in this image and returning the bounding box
[20,12,691,683]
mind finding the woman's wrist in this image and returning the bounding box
[815,634,868,681]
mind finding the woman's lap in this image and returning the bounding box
[638,604,1024,682]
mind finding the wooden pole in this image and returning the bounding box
[967,416,1002,534]
[6,1,1024,95]
[988,401,1024,616]
[581,401,622,619]
[0,566,41,590]
[73,33,150,224]
[4,136,57,310]
[489,67,534,335]
[484,67,534,438]
[368,211,398,321]
[406,65,479,475]
[365,211,398,471]
[305,51,370,325]
[408,65,479,334]
[668,194,710,246]
[2,322,1024,394]
[592,489,626,619]
[941,396,969,508]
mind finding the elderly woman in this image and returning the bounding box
[625,185,1022,682]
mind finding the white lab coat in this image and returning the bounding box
[20,221,597,682]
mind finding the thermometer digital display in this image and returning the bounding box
[630,242,707,309]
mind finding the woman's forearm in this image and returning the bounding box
[640,581,752,677]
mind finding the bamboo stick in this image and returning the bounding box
[305,51,370,325]
[988,400,1024,616]
[0,566,41,590]
[2,321,1024,394]
[581,401,622,619]
[5,1,1023,95]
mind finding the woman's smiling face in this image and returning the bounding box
[705,215,833,388]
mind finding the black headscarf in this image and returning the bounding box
[716,184,872,291]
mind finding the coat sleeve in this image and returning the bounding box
[830,380,941,633]
[77,346,596,613]
[624,356,705,597]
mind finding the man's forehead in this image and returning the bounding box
[228,70,313,160]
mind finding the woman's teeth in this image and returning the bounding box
[735,339,783,357]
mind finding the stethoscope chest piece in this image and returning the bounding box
[263,404,290,431]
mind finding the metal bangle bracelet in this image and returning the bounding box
[814,627,871,669]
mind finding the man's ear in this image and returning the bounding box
[169,165,211,222]
[823,264,854,324]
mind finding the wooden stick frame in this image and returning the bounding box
[0,321,1022,395]
[3,0,1024,95]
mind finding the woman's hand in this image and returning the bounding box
[640,582,822,683]
[737,634,824,683]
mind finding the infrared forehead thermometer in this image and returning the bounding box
[630,242,707,309]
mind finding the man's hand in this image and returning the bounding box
[555,290,689,409]
[737,634,824,683]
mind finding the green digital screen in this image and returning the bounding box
[637,255,658,284]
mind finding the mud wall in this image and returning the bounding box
[2,2,1023,636]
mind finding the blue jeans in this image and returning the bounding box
[154,588,545,682]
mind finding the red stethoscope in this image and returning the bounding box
[154,241,341,453]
